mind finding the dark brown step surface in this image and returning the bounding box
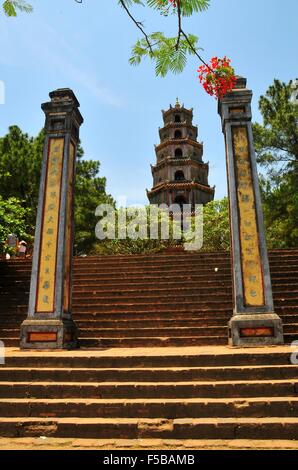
[0,364,297,382]
[0,397,298,419]
[0,250,298,348]
[0,380,297,400]
[0,346,297,441]
[1,416,298,440]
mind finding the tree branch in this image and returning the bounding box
[180,29,211,70]
[175,0,182,51]
[119,0,154,54]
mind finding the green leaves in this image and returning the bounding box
[202,198,230,251]
[253,79,298,249]
[0,127,114,255]
[179,0,210,16]
[146,0,210,16]
[253,79,298,172]
[0,196,33,254]
[2,0,32,16]
[121,0,209,76]
[130,31,199,76]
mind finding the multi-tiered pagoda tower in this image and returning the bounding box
[147,100,215,207]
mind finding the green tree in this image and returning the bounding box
[253,79,298,248]
[260,172,298,249]
[0,126,43,224]
[0,196,33,254]
[202,198,230,251]
[253,79,298,174]
[0,126,114,254]
[75,144,115,254]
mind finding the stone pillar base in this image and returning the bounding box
[228,313,284,347]
[20,319,78,350]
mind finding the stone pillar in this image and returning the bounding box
[20,89,83,349]
[218,77,283,346]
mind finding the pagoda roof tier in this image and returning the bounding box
[151,158,208,173]
[159,122,197,130]
[162,105,193,117]
[155,138,203,152]
[147,181,215,196]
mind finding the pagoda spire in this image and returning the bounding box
[147,101,215,208]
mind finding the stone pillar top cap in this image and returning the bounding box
[49,88,80,108]
[234,76,247,89]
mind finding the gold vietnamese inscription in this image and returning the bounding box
[36,138,64,313]
[232,126,265,307]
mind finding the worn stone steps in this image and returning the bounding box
[1,250,298,349]
[2,323,298,341]
[2,251,297,269]
[0,365,297,382]
[1,342,297,441]
[2,261,298,275]
[5,348,294,368]
[1,337,229,348]
[1,298,298,313]
[0,380,297,399]
[2,335,297,349]
[0,396,298,419]
[79,336,228,348]
[0,326,228,339]
[0,306,297,320]
[4,287,297,299]
[1,310,298,321]
[0,416,298,439]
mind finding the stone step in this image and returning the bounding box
[1,324,298,342]
[0,396,298,419]
[4,286,298,300]
[1,248,296,261]
[2,316,298,331]
[1,335,297,348]
[1,312,297,326]
[2,271,298,287]
[2,307,298,322]
[3,252,297,266]
[1,305,298,319]
[0,365,297,383]
[2,263,298,278]
[66,299,296,312]
[72,292,298,302]
[0,309,297,327]
[0,337,230,348]
[0,380,297,400]
[2,275,298,289]
[0,326,228,339]
[0,416,297,439]
[2,254,297,271]
[78,336,228,348]
[2,328,298,343]
[0,318,230,328]
[3,349,294,368]
[1,299,297,316]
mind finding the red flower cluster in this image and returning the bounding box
[197,57,237,99]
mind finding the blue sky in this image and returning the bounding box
[0,0,297,205]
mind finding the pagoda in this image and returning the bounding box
[147,99,215,207]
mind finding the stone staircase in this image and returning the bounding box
[0,346,297,440]
[0,249,297,348]
[0,249,297,443]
